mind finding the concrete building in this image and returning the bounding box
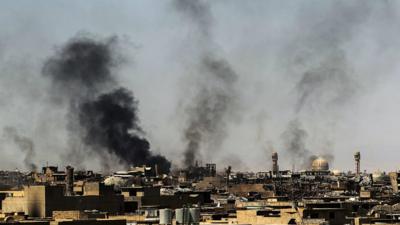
[2,184,123,217]
[122,186,211,212]
[236,205,327,225]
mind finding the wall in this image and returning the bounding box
[3,222,49,225]
[236,208,304,225]
[2,185,124,218]
[2,197,28,215]
[228,184,274,197]
[53,211,88,220]
[136,191,211,209]
[50,220,126,225]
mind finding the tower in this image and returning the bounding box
[272,152,279,175]
[65,165,74,196]
[354,151,361,175]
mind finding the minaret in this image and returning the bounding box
[272,152,279,175]
[65,166,74,196]
[354,151,361,175]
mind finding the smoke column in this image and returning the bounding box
[174,0,239,168]
[43,34,171,173]
[42,35,117,100]
[291,1,368,114]
[281,119,310,170]
[79,88,171,173]
[2,127,37,171]
[280,2,371,169]
[295,50,355,113]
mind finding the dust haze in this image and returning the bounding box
[0,1,399,172]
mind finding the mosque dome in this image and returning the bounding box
[311,157,329,171]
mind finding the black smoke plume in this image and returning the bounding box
[2,127,37,171]
[174,0,239,168]
[43,35,117,99]
[79,88,171,173]
[43,34,171,173]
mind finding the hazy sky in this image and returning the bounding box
[1,0,400,172]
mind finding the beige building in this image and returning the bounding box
[2,184,123,218]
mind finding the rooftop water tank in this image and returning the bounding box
[176,208,190,225]
[159,209,173,225]
[189,208,200,224]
